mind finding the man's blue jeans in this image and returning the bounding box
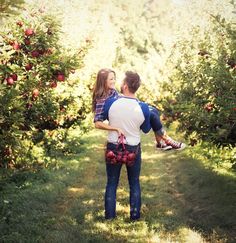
[105,142,141,220]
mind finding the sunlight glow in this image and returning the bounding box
[117,188,129,196]
[171,0,186,5]
[140,175,161,181]
[179,227,205,243]
[85,212,93,221]
[83,199,95,205]
[165,210,174,216]
[68,187,85,194]
[116,202,129,213]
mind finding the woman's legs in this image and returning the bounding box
[149,105,172,150]
[149,105,186,150]
[149,105,165,137]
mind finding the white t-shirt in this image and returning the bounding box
[104,97,150,146]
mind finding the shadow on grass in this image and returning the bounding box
[1,130,235,242]
[140,145,236,242]
[43,149,236,242]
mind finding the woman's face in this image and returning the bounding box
[106,72,116,89]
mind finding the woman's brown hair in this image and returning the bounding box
[92,68,116,112]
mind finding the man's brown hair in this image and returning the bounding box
[124,71,141,93]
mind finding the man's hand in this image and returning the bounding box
[95,121,125,136]
[116,128,124,136]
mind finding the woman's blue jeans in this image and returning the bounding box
[149,105,165,136]
[105,143,141,220]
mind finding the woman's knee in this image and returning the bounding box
[150,110,163,131]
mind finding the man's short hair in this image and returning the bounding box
[124,71,141,93]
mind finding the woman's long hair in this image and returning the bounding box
[92,68,116,112]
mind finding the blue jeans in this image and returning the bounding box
[105,142,141,220]
[149,105,165,136]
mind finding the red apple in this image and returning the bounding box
[32,89,39,97]
[38,49,45,55]
[10,74,18,81]
[31,50,40,58]
[24,38,31,45]
[106,151,115,159]
[116,155,122,162]
[12,41,20,50]
[50,81,57,88]
[122,156,127,164]
[56,74,65,81]
[25,63,33,71]
[25,28,34,36]
[6,77,14,85]
[127,153,136,161]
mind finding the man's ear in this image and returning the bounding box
[123,83,128,91]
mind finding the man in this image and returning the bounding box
[95,71,151,220]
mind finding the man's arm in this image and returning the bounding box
[95,121,124,136]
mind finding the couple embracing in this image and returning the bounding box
[92,69,186,220]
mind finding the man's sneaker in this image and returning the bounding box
[164,136,186,151]
[156,140,172,151]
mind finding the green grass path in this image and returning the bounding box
[0,129,235,243]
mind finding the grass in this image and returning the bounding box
[0,128,236,243]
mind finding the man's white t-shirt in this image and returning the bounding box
[103,96,151,146]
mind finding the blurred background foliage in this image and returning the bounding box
[0,0,235,169]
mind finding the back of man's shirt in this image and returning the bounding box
[103,96,150,146]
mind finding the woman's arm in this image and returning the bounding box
[95,121,124,136]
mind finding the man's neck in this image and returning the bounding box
[122,92,136,98]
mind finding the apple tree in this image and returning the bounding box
[160,15,236,146]
[0,9,91,168]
